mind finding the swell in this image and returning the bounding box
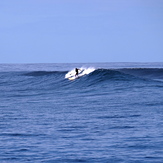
[15,68,163,81]
[87,69,135,81]
[24,71,67,76]
[0,68,163,93]
[118,68,163,80]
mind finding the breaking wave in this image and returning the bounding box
[0,68,163,93]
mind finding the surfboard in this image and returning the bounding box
[68,76,79,80]
[65,67,95,80]
[68,70,83,80]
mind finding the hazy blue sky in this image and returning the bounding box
[1,0,163,63]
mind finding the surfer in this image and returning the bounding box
[75,68,80,76]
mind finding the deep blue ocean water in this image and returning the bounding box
[0,63,163,163]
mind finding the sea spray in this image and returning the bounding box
[65,67,95,79]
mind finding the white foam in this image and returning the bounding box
[65,67,95,79]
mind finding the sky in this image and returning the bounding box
[0,0,163,63]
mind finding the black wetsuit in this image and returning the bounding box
[75,68,79,76]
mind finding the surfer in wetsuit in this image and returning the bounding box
[75,68,80,76]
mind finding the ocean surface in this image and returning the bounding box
[0,62,163,163]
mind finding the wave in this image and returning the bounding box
[117,68,163,81]
[64,68,163,84]
[0,68,163,92]
[20,68,163,81]
[94,68,163,81]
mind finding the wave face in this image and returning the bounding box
[24,67,163,80]
[1,63,163,163]
[0,67,163,101]
[1,68,163,92]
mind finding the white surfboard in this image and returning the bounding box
[68,75,79,80]
[65,67,95,80]
[67,69,83,80]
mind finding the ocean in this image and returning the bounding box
[0,62,163,163]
